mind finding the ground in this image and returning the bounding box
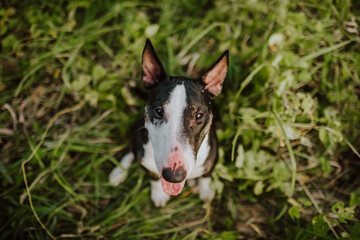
[1,0,360,239]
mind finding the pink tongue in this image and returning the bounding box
[161,178,186,196]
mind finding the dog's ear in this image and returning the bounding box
[202,50,229,97]
[142,39,167,88]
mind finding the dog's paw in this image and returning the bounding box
[151,180,170,207]
[109,166,128,186]
[151,191,170,207]
[199,177,215,201]
[109,153,134,186]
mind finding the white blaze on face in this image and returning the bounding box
[145,84,196,185]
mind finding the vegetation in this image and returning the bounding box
[1,0,359,239]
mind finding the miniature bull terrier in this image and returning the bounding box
[110,39,229,207]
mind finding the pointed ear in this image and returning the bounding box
[202,50,229,97]
[142,39,167,88]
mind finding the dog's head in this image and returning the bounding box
[142,39,228,195]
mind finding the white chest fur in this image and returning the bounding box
[140,140,158,175]
[188,134,210,179]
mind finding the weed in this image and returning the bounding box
[1,0,359,239]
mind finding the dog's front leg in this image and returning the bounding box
[150,180,170,207]
[198,177,215,201]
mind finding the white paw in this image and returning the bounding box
[151,180,170,207]
[109,166,128,186]
[199,177,215,201]
[109,152,134,186]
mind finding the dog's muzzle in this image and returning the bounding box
[159,143,188,195]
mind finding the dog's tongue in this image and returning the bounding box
[161,178,185,196]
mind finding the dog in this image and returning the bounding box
[109,39,229,207]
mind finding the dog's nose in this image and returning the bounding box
[162,166,187,183]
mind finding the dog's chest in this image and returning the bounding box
[188,134,210,179]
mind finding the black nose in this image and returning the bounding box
[162,166,187,183]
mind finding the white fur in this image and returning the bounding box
[144,84,195,175]
[199,177,215,200]
[151,180,170,207]
[109,152,134,186]
[188,134,210,179]
[139,139,158,174]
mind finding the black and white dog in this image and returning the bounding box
[110,39,229,207]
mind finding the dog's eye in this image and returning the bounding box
[196,112,204,120]
[155,107,164,117]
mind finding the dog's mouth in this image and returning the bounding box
[161,178,186,196]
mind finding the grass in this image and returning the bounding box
[1,0,360,239]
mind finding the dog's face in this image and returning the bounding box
[141,39,228,195]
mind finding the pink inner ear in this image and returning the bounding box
[142,57,161,86]
[203,57,228,97]
[142,45,163,87]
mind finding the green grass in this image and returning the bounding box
[1,0,360,239]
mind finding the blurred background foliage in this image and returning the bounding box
[1,0,360,239]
